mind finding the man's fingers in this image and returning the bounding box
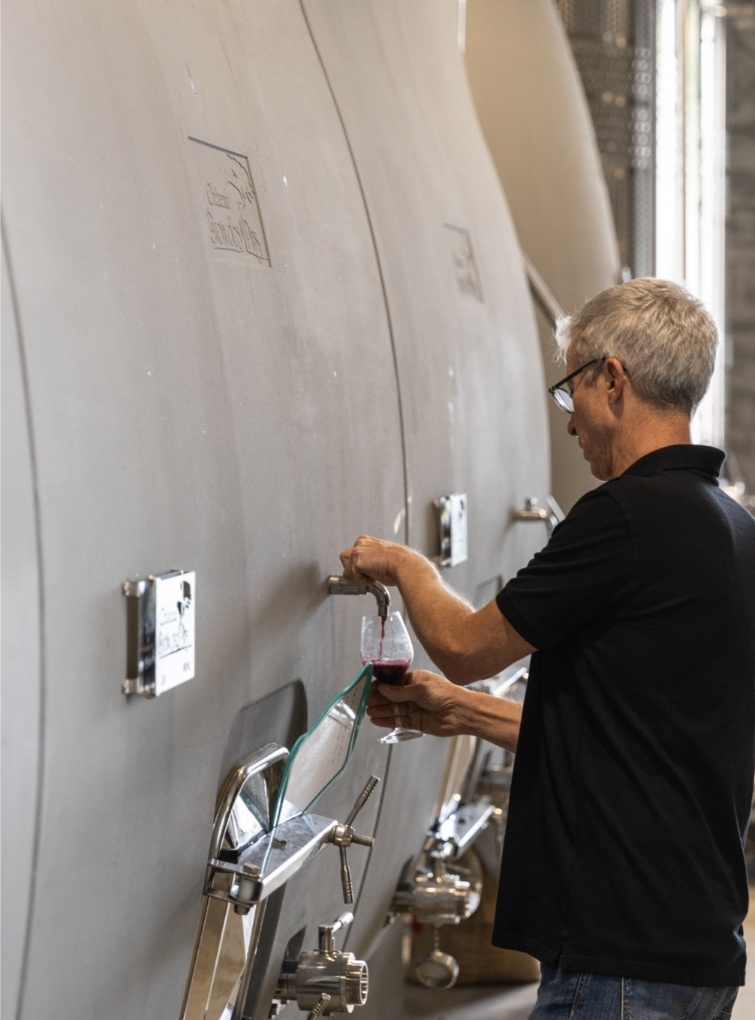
[366,702,401,728]
[339,548,356,577]
[339,544,371,582]
[376,682,408,701]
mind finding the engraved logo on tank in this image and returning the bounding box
[189,137,271,265]
[444,223,484,302]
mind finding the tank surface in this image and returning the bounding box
[2,2,550,1018]
[465,0,623,512]
[302,0,550,973]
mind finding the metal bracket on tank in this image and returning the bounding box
[180,742,378,1020]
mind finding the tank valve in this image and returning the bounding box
[327,575,391,618]
[512,496,564,535]
[391,855,480,926]
[391,855,481,990]
[276,912,369,1015]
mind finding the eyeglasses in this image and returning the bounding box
[548,358,603,413]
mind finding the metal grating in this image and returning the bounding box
[554,0,657,278]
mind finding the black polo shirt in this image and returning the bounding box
[494,445,755,986]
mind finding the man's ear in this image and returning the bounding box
[604,357,628,402]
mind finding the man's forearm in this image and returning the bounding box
[340,537,536,682]
[455,685,523,753]
[393,549,480,678]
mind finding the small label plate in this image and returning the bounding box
[123,570,196,697]
[154,571,196,695]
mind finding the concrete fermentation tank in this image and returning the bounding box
[465,0,623,513]
[1,2,607,1018]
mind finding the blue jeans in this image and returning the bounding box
[529,965,739,1019]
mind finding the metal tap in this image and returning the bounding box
[512,496,564,536]
[276,912,369,1015]
[327,575,391,617]
[391,855,481,992]
[392,855,480,926]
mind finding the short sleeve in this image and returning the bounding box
[496,487,632,650]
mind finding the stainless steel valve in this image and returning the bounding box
[276,912,369,1015]
[392,855,480,926]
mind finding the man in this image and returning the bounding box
[340,279,755,1020]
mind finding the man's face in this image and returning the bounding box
[565,346,615,481]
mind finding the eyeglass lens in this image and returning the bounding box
[548,358,603,413]
[552,387,573,413]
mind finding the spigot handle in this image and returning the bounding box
[339,845,354,904]
[331,911,355,933]
[307,992,332,1019]
[319,911,355,953]
[344,775,380,827]
[330,777,379,904]
[349,833,375,848]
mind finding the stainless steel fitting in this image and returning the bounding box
[327,575,391,617]
[512,495,564,535]
[276,913,369,1015]
[391,856,480,926]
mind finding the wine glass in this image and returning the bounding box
[361,611,423,744]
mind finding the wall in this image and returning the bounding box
[726,1,755,502]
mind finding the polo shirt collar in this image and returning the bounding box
[622,444,725,481]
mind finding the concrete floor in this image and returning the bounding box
[405,978,537,1019]
[404,889,755,1019]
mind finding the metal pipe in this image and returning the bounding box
[522,252,565,327]
[327,575,391,617]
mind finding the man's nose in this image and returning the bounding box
[567,415,577,437]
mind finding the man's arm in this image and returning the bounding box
[340,535,536,683]
[367,669,523,753]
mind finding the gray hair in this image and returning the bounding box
[554,278,719,415]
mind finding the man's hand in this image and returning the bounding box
[340,535,426,587]
[367,669,523,752]
[339,535,535,688]
[367,669,473,738]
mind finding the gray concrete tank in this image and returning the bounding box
[465,0,623,512]
[3,2,563,1018]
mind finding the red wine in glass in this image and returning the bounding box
[360,611,423,743]
[364,658,411,685]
